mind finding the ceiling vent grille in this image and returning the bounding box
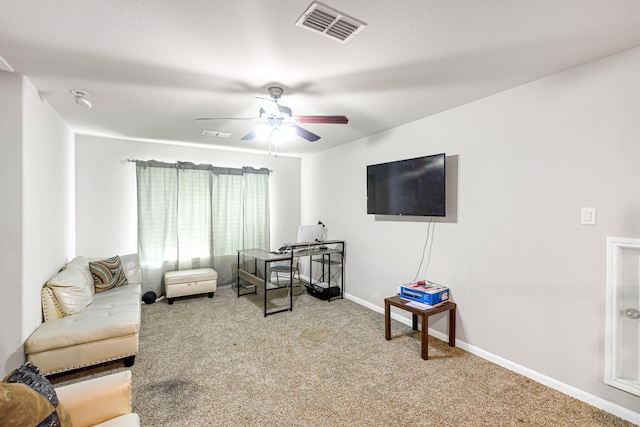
[202,130,231,138]
[296,2,366,43]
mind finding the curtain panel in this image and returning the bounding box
[135,160,270,295]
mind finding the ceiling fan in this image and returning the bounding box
[197,86,348,142]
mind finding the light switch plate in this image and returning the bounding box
[581,207,597,225]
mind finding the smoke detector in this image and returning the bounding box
[296,2,366,43]
[70,89,92,109]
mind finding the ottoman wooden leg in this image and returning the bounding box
[168,298,174,305]
[208,292,214,298]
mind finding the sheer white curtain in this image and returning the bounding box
[135,161,269,295]
[176,168,212,270]
[136,163,178,294]
[211,172,243,257]
[243,167,270,250]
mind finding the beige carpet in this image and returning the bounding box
[50,286,635,426]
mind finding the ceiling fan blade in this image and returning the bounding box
[241,129,258,140]
[292,125,321,142]
[196,117,262,121]
[294,115,349,124]
[278,105,292,116]
[256,97,281,116]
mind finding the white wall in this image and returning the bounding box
[0,71,24,373]
[22,77,75,341]
[75,135,301,279]
[301,48,640,418]
[0,73,74,374]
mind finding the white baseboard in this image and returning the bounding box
[344,292,640,426]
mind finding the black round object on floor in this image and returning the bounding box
[142,291,157,304]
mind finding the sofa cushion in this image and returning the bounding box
[120,254,142,285]
[46,256,95,316]
[0,362,71,427]
[25,285,142,354]
[90,256,128,293]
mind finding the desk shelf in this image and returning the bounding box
[237,241,345,312]
[236,249,294,317]
[288,240,345,301]
[313,258,342,265]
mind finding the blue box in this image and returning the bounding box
[400,284,449,305]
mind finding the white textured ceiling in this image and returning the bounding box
[1,0,639,156]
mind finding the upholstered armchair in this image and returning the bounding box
[1,362,139,427]
[56,370,139,426]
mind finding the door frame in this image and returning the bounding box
[605,236,640,396]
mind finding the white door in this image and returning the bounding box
[605,237,640,396]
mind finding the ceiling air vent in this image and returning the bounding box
[296,2,366,43]
[202,130,231,138]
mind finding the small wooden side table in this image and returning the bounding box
[384,295,456,360]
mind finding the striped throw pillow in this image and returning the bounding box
[89,255,128,292]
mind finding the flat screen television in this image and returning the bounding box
[367,153,446,216]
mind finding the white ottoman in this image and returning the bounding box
[164,268,218,304]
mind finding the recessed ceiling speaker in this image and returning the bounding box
[70,89,92,109]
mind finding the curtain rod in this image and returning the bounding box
[126,159,272,173]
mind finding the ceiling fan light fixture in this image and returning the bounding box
[256,124,272,139]
[272,128,286,145]
[198,86,347,143]
[281,126,296,138]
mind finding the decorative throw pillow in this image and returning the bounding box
[0,362,71,427]
[120,253,142,284]
[90,255,129,292]
[46,258,95,316]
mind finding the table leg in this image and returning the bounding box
[384,301,391,341]
[237,252,240,297]
[412,313,418,330]
[288,254,293,311]
[421,314,428,360]
[448,306,456,347]
[263,261,267,317]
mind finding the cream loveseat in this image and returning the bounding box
[56,370,140,426]
[24,254,142,375]
[1,362,139,426]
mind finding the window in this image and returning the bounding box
[135,161,269,295]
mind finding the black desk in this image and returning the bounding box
[287,240,345,301]
[236,249,294,317]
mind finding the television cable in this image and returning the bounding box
[412,217,435,283]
